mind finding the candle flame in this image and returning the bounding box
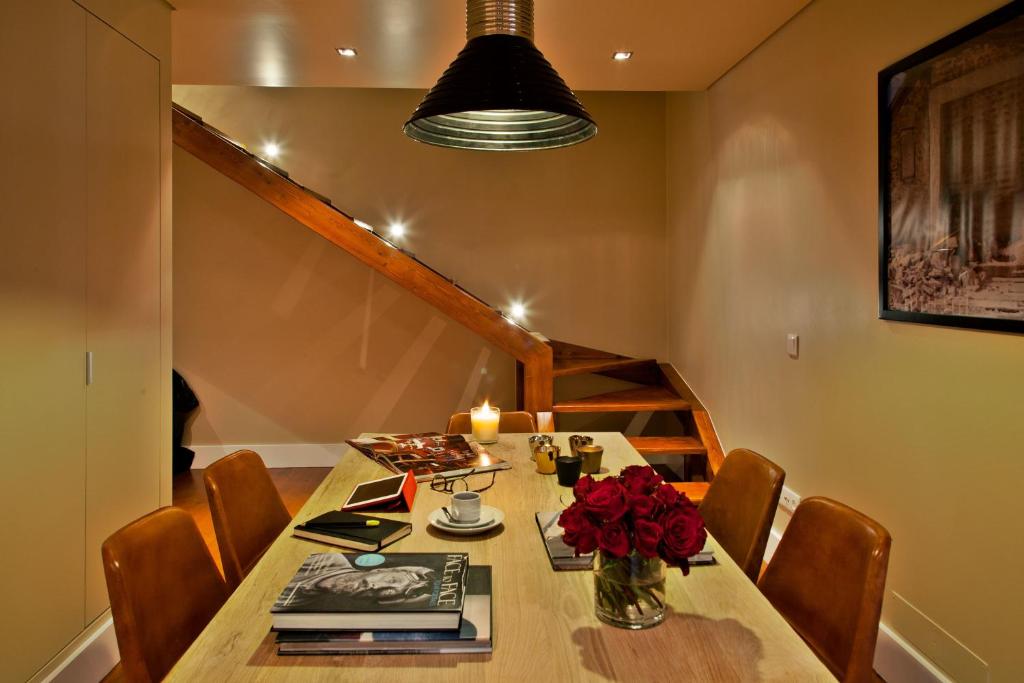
[480,399,492,413]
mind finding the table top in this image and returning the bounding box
[169,433,834,682]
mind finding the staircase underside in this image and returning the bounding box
[172,103,553,413]
[553,357,656,378]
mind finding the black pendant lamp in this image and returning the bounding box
[403,0,597,151]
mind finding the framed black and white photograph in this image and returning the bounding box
[879,1,1024,333]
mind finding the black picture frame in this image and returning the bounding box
[878,0,1024,333]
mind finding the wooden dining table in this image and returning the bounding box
[168,433,834,682]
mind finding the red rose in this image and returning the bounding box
[653,482,680,508]
[597,521,630,558]
[633,518,663,558]
[573,475,596,501]
[582,477,628,522]
[627,493,658,520]
[559,502,599,555]
[659,501,707,572]
[620,465,664,495]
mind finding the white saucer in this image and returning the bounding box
[428,506,504,535]
[436,512,493,528]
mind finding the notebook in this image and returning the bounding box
[293,511,412,552]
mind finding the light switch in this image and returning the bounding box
[786,334,799,359]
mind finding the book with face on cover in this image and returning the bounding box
[345,432,510,482]
[271,552,469,631]
[276,566,493,655]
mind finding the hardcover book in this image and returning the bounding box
[276,566,493,655]
[690,537,715,565]
[535,513,714,569]
[271,552,469,631]
[292,511,412,552]
[346,432,510,482]
[535,512,595,571]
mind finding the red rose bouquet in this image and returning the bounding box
[559,465,707,572]
[559,465,707,628]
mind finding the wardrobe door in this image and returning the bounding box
[84,13,162,620]
[0,3,88,680]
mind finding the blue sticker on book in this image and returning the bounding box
[355,553,386,567]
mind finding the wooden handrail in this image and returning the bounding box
[172,105,553,413]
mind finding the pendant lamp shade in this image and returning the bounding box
[403,0,597,151]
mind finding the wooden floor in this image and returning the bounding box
[100,467,330,682]
[172,466,331,573]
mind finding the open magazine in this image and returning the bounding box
[345,433,511,482]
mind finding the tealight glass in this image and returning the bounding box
[470,404,500,444]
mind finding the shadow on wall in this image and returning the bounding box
[173,146,515,446]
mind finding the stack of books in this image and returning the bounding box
[536,511,715,569]
[535,512,595,571]
[270,552,493,655]
[690,537,715,565]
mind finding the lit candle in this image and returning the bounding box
[470,401,500,444]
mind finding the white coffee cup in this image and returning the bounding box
[450,491,481,523]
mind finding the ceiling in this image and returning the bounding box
[170,0,810,91]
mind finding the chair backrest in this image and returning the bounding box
[698,448,785,582]
[446,410,537,434]
[758,497,891,682]
[102,507,229,683]
[204,449,292,589]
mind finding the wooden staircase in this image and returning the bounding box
[545,340,725,500]
[172,103,724,498]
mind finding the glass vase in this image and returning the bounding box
[594,550,666,629]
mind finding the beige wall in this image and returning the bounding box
[173,87,666,444]
[666,1,1022,681]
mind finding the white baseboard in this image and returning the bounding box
[764,521,949,683]
[190,443,347,469]
[30,613,118,683]
[875,622,954,683]
[764,525,783,563]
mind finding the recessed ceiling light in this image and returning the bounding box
[262,142,280,159]
[336,47,358,58]
[388,223,405,239]
[509,302,526,321]
[612,51,633,61]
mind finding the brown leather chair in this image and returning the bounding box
[446,410,537,434]
[102,507,229,683]
[758,497,891,682]
[698,448,785,582]
[204,449,291,589]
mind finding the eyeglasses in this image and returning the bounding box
[429,469,497,494]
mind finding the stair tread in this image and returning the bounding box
[553,386,690,413]
[627,435,706,455]
[670,482,710,503]
[553,357,656,378]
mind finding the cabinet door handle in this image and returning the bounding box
[86,351,94,386]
